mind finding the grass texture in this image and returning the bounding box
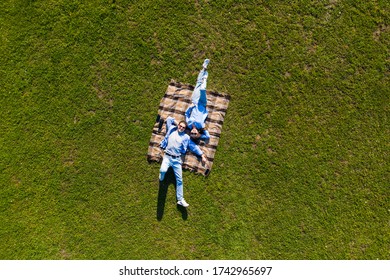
[0,0,389,259]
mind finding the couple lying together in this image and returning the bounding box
[158,59,211,208]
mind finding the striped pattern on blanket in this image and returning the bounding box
[147,80,230,176]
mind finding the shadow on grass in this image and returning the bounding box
[157,168,188,221]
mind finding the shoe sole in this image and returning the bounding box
[177,202,189,208]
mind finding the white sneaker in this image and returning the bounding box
[177,199,189,208]
[202,59,210,69]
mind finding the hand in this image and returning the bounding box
[201,154,207,165]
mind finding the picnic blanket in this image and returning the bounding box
[147,80,230,176]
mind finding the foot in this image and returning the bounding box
[202,58,210,69]
[177,199,189,208]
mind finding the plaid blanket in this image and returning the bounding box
[147,80,230,176]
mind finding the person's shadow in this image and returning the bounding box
[157,168,188,221]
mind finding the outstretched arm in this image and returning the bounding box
[188,139,202,156]
[199,129,210,142]
[188,140,207,165]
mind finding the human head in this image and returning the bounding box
[190,127,200,139]
[178,120,187,133]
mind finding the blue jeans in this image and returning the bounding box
[159,155,184,201]
[192,68,208,107]
[190,68,210,141]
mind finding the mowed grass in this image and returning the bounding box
[0,0,389,259]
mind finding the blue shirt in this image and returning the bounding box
[165,130,186,156]
[160,117,203,157]
[185,104,208,130]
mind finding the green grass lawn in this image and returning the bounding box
[0,0,389,259]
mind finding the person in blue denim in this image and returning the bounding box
[185,59,211,142]
[159,117,207,207]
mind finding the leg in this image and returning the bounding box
[191,60,209,106]
[198,82,208,108]
[159,156,171,181]
[192,69,208,105]
[198,59,209,107]
[171,159,184,201]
